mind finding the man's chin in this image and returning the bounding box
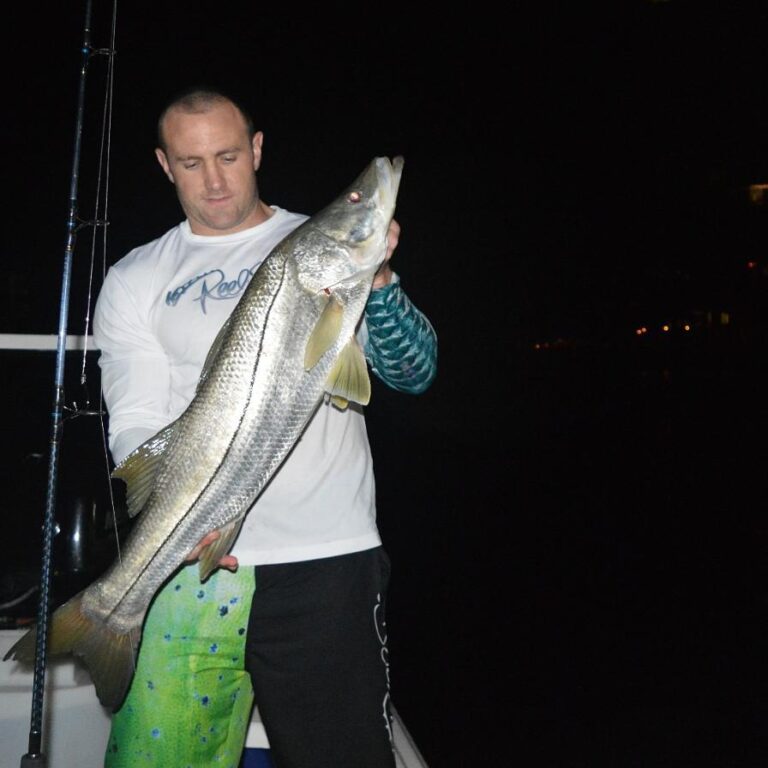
[190,213,244,236]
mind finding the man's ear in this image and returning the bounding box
[252,131,264,172]
[155,147,175,184]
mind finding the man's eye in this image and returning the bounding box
[223,156,236,163]
[183,163,199,170]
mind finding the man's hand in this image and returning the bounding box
[184,530,239,571]
[372,219,400,290]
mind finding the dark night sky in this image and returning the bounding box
[5,3,768,343]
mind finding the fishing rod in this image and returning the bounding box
[18,1,117,765]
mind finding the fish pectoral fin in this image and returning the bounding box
[112,422,177,518]
[304,295,344,370]
[324,336,371,409]
[198,517,245,583]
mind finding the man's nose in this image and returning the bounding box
[203,163,225,191]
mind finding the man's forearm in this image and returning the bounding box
[364,278,437,394]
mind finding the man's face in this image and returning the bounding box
[155,101,266,236]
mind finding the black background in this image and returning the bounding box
[4,2,768,765]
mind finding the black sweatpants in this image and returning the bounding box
[245,547,396,768]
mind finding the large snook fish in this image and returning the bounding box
[5,155,404,710]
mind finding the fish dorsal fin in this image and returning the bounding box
[198,517,245,582]
[324,336,371,409]
[111,422,176,518]
[198,316,233,390]
[304,295,344,370]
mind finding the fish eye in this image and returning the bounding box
[347,191,363,203]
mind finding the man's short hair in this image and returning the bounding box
[157,87,256,151]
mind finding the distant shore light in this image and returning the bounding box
[749,183,768,205]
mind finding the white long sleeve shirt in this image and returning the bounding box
[93,207,381,565]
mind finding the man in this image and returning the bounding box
[93,87,437,768]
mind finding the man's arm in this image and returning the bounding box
[363,220,438,394]
[93,267,173,465]
[364,275,438,394]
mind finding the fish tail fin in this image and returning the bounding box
[2,621,38,663]
[4,593,94,662]
[4,593,141,711]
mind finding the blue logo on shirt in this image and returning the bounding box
[166,266,257,314]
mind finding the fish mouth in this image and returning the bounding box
[353,156,404,275]
[375,156,404,211]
